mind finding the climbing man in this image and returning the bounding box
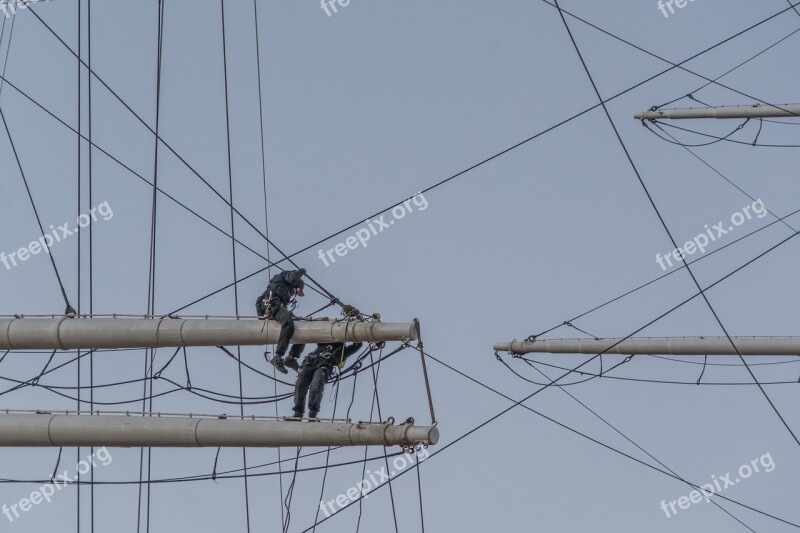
[291,342,363,420]
[256,268,307,374]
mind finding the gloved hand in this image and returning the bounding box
[338,360,346,369]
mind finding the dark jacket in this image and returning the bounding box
[259,269,305,307]
[303,342,363,369]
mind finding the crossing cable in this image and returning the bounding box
[75,0,83,526]
[645,118,751,147]
[553,0,800,448]
[312,338,351,532]
[523,359,755,531]
[219,2,253,529]
[250,0,285,524]
[648,25,800,112]
[646,119,800,148]
[282,446,303,533]
[4,0,794,316]
[151,1,800,318]
[356,346,388,532]
[23,5,343,308]
[305,348,800,531]
[0,72,282,273]
[524,202,800,342]
[0,107,75,314]
[0,5,14,97]
[137,2,166,530]
[538,0,800,120]
[418,351,800,531]
[4,1,789,318]
[0,448,412,486]
[368,345,400,533]
[517,356,800,386]
[86,0,98,526]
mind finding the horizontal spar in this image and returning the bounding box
[494,337,800,356]
[634,103,800,120]
[0,318,417,350]
[0,414,439,448]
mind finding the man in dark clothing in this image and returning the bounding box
[292,342,363,420]
[256,268,307,374]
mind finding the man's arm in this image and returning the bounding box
[342,342,364,359]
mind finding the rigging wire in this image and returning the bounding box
[552,0,800,449]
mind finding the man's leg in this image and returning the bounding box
[269,303,294,373]
[285,343,305,372]
[274,304,295,357]
[307,367,329,419]
[293,366,314,418]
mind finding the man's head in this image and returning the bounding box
[293,279,305,297]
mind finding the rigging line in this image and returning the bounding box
[420,351,800,531]
[553,0,800,449]
[145,2,166,531]
[529,203,800,340]
[414,448,426,533]
[538,0,800,119]
[7,0,784,321]
[87,0,96,528]
[76,0,82,528]
[167,6,800,315]
[649,354,800,367]
[251,0,284,523]
[282,446,302,533]
[651,119,800,148]
[787,0,800,17]
[219,3,252,529]
[10,0,796,309]
[357,346,384,532]
[24,6,342,306]
[525,361,755,531]
[648,118,751,147]
[0,2,14,97]
[519,356,800,386]
[0,108,73,311]
[654,126,797,235]
[368,347,400,533]
[2,449,410,487]
[253,0,271,282]
[0,74,289,275]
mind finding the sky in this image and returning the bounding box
[1,0,800,531]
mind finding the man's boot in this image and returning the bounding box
[284,357,300,372]
[270,355,288,374]
[287,411,303,421]
[308,411,319,421]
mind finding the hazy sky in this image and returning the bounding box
[1,0,800,531]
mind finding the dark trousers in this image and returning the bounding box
[293,365,329,416]
[262,299,304,359]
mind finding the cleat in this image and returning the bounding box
[270,356,288,374]
[284,357,300,372]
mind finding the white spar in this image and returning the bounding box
[0,317,417,350]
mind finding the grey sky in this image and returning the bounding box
[1,0,800,531]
